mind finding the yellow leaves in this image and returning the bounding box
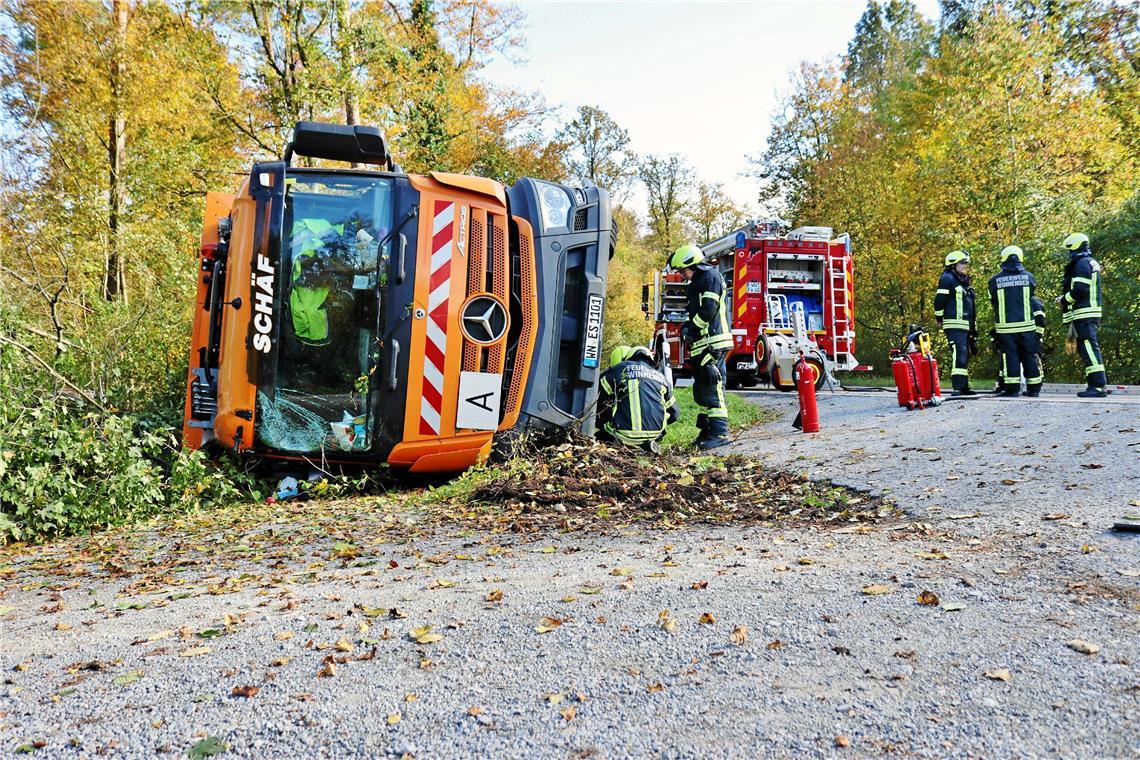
[579,586,603,595]
[540,546,557,554]
[730,625,749,646]
[55,622,72,631]
[410,625,443,645]
[560,595,578,603]
[611,566,634,576]
[113,670,143,686]
[179,646,211,657]
[646,682,666,693]
[984,668,1012,682]
[386,712,401,726]
[861,584,892,595]
[559,705,577,721]
[797,557,814,566]
[544,692,564,705]
[335,637,353,653]
[405,693,419,703]
[274,631,293,641]
[485,589,503,603]
[1066,639,1100,655]
[428,578,457,590]
[317,656,337,678]
[698,612,715,625]
[271,656,291,667]
[917,590,940,606]
[657,609,677,633]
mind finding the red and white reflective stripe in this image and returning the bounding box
[420,200,455,436]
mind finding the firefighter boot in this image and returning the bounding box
[696,414,708,432]
[698,416,730,451]
[1077,386,1107,398]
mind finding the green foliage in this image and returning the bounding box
[660,387,775,450]
[755,0,1139,381]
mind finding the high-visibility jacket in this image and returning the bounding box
[684,263,733,354]
[1031,296,1046,337]
[1061,252,1103,323]
[933,269,975,331]
[598,358,678,446]
[988,261,1038,335]
[290,218,344,344]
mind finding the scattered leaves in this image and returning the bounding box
[180,646,211,657]
[861,584,891,595]
[917,590,940,606]
[386,712,401,726]
[188,736,227,759]
[1067,639,1100,655]
[231,685,260,698]
[984,668,1012,682]
[730,625,749,646]
[698,612,716,625]
[113,670,142,686]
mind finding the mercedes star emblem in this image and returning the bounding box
[461,295,508,345]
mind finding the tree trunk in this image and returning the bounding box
[105,0,128,303]
[334,0,358,127]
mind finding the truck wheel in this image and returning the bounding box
[726,375,741,390]
[770,366,795,392]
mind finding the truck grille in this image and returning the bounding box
[502,224,537,421]
[462,208,509,376]
[189,368,218,420]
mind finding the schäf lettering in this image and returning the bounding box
[251,254,276,353]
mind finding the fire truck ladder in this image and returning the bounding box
[828,233,854,372]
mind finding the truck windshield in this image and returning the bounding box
[256,173,394,455]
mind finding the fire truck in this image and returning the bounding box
[644,220,864,390]
[183,121,612,473]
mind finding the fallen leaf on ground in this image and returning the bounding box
[941,602,966,612]
[798,557,813,566]
[113,670,142,686]
[1042,513,1070,521]
[657,609,677,633]
[335,637,353,652]
[861,584,892,595]
[984,668,1012,682]
[485,589,503,603]
[188,736,227,759]
[917,590,940,606]
[545,692,564,705]
[560,705,577,721]
[535,616,565,634]
[274,631,293,641]
[611,566,633,576]
[691,580,708,590]
[699,612,715,625]
[180,646,211,657]
[271,656,291,667]
[767,639,782,650]
[560,595,578,603]
[835,735,851,748]
[467,706,484,716]
[231,685,260,698]
[730,625,749,645]
[1067,639,1100,655]
[646,682,666,693]
[387,712,401,725]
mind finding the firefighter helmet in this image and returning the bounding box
[668,244,705,270]
[1063,232,1089,251]
[609,345,633,367]
[1000,245,1023,263]
[944,250,970,267]
[627,346,654,364]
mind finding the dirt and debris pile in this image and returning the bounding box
[470,437,897,533]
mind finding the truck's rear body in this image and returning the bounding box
[183,123,612,473]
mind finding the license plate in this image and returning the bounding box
[582,293,604,368]
[746,282,762,294]
[738,361,757,370]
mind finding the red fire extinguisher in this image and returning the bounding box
[792,354,820,433]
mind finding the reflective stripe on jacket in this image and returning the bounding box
[933,269,975,331]
[1062,253,1103,323]
[685,263,733,353]
[988,261,1038,335]
[599,359,677,445]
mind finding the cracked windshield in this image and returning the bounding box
[256,173,393,455]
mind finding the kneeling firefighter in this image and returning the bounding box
[597,345,679,453]
[988,245,1043,397]
[933,250,978,396]
[670,244,733,450]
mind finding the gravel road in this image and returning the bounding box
[1,390,1137,759]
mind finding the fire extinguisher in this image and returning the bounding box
[792,354,820,433]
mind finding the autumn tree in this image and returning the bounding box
[688,182,745,244]
[640,153,693,256]
[556,105,637,200]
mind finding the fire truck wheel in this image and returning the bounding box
[770,366,795,392]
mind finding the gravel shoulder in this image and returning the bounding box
[1,391,1137,759]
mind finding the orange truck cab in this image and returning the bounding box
[183,122,613,473]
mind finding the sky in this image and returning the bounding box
[483,0,942,219]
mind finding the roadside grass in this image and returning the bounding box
[661,386,776,450]
[843,374,998,390]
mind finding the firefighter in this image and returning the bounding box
[933,250,978,396]
[670,243,733,450]
[1056,233,1107,397]
[596,345,679,453]
[988,245,1042,397]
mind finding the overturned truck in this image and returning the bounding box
[183,122,612,473]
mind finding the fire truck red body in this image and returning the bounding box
[645,221,867,390]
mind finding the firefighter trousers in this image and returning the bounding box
[693,350,728,439]
[944,328,970,392]
[997,331,1042,394]
[1073,319,1106,389]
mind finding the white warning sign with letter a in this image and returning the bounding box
[456,371,502,431]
